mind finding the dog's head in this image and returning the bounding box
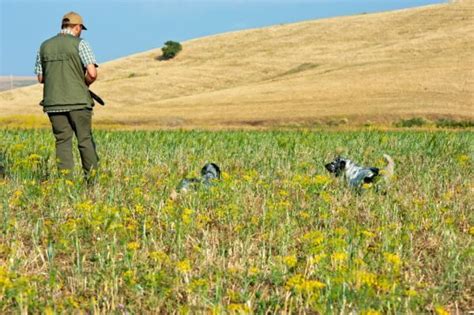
[201,163,221,180]
[324,157,347,177]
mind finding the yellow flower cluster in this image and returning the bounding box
[384,252,401,266]
[127,241,140,251]
[283,255,298,268]
[302,231,324,246]
[228,303,251,313]
[177,259,192,273]
[286,274,326,294]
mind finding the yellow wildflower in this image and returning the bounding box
[283,255,297,268]
[435,306,449,315]
[384,252,401,266]
[335,227,348,236]
[149,251,170,264]
[355,270,377,287]
[182,208,194,224]
[60,169,70,176]
[228,267,240,275]
[228,303,251,313]
[376,277,393,292]
[286,274,304,291]
[314,174,331,185]
[197,214,211,229]
[11,143,25,152]
[320,191,332,203]
[362,183,373,190]
[301,279,326,291]
[331,252,348,263]
[76,200,93,212]
[250,215,259,225]
[134,204,144,214]
[308,253,327,265]
[189,278,208,292]
[361,230,375,238]
[456,154,470,166]
[298,211,310,219]
[248,267,260,276]
[278,189,289,197]
[302,231,324,246]
[127,241,140,251]
[221,171,230,181]
[0,267,13,289]
[405,289,417,297]
[469,226,474,236]
[286,274,325,294]
[28,153,41,162]
[44,307,54,315]
[122,270,136,285]
[177,259,192,273]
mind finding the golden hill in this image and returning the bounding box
[1,0,473,129]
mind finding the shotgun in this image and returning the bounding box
[90,90,105,106]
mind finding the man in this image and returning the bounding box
[35,12,99,180]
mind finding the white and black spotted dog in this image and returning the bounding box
[325,154,394,188]
[176,163,221,192]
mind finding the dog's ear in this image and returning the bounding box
[325,163,334,173]
[201,163,210,176]
[339,160,346,169]
[370,167,379,176]
[211,163,221,178]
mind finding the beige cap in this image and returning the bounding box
[62,12,87,30]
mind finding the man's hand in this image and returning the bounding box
[85,63,97,86]
[37,75,44,84]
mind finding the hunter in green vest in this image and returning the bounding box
[35,12,99,180]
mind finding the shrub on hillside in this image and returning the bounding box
[161,41,182,60]
[435,118,474,129]
[395,117,428,128]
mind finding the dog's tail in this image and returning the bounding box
[382,154,395,181]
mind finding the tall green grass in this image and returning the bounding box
[0,129,472,313]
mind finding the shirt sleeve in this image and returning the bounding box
[34,51,42,75]
[78,40,97,67]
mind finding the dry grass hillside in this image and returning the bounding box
[1,0,473,129]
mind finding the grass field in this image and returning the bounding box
[1,0,472,128]
[0,128,472,313]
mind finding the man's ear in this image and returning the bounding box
[73,24,82,36]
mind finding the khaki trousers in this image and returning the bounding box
[48,109,98,177]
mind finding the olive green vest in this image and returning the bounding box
[40,34,93,111]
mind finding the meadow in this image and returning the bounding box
[0,128,472,313]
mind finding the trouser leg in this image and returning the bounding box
[48,112,74,174]
[69,109,99,177]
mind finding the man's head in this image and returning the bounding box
[61,12,87,37]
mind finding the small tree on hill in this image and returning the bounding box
[161,41,182,60]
